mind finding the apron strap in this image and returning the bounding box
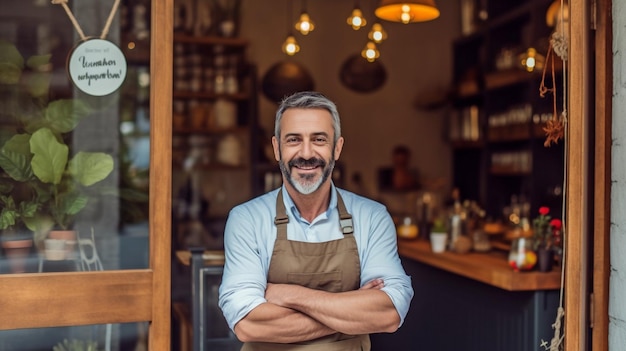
[275,189,289,240]
[336,192,354,235]
[274,188,354,239]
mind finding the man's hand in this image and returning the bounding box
[360,278,384,290]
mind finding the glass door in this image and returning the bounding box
[0,0,172,349]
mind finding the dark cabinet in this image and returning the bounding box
[449,0,564,219]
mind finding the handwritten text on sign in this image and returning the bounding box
[68,39,127,96]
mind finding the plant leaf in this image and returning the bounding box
[44,99,92,133]
[69,152,114,186]
[0,40,24,84]
[25,71,51,98]
[26,54,51,71]
[0,134,34,182]
[30,127,68,185]
[59,192,88,216]
[0,208,17,230]
[0,62,22,85]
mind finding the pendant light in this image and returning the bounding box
[282,35,300,56]
[295,0,315,35]
[347,1,368,30]
[368,23,387,43]
[281,0,300,55]
[361,41,380,62]
[375,0,440,24]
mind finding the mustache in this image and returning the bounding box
[288,157,326,168]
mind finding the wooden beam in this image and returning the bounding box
[592,0,612,350]
[148,0,173,349]
[566,0,592,349]
[0,271,152,330]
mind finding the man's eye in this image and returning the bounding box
[314,137,328,144]
[286,137,300,143]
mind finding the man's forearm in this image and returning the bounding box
[265,283,400,335]
[234,302,335,343]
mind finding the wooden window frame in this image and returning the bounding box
[0,0,173,349]
[566,0,611,350]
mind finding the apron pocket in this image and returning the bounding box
[287,271,342,292]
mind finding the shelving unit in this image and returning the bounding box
[170,31,260,249]
[449,0,564,219]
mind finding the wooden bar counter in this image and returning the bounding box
[371,238,563,350]
[397,239,562,291]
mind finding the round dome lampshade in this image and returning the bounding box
[375,0,440,23]
[261,61,315,104]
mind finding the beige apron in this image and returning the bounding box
[242,189,370,351]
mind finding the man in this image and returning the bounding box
[219,91,414,350]
[378,145,420,192]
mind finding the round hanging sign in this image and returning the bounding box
[67,38,127,96]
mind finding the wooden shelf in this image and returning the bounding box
[398,239,561,291]
[455,80,481,98]
[173,33,248,47]
[173,126,248,135]
[450,139,485,149]
[489,167,532,176]
[173,91,249,100]
[487,125,531,142]
[485,69,537,90]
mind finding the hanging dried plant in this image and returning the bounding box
[539,31,568,147]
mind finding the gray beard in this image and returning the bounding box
[278,154,335,195]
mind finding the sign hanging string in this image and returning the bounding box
[51,0,121,41]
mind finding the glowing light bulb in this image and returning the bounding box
[347,8,367,30]
[295,12,315,35]
[361,41,380,62]
[282,35,300,56]
[368,23,387,43]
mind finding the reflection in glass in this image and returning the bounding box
[0,322,149,351]
[0,0,150,274]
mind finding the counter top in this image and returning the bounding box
[175,250,225,267]
[398,239,562,291]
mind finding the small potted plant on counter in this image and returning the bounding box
[532,206,561,272]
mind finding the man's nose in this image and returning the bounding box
[299,140,314,158]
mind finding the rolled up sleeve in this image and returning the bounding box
[218,206,270,331]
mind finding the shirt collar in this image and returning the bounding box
[281,182,338,222]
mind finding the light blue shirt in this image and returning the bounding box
[218,183,414,331]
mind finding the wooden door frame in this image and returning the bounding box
[0,0,173,349]
[566,0,611,350]
[591,0,611,349]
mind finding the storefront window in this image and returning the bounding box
[0,0,151,273]
[0,322,149,350]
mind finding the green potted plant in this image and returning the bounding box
[0,40,114,252]
[429,217,448,253]
[0,187,39,272]
[430,217,447,234]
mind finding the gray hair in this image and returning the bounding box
[274,91,341,143]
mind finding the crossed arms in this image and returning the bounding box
[233,279,400,344]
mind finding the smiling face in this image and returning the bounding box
[272,107,344,195]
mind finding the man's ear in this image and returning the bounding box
[272,136,280,161]
[334,137,344,160]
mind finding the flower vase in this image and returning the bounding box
[508,237,536,271]
[537,247,554,272]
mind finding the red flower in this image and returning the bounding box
[550,218,562,230]
[539,206,550,216]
